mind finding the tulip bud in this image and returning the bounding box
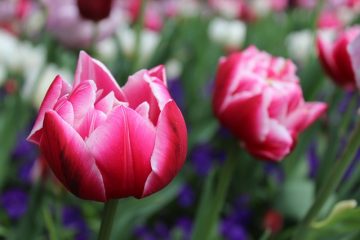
[212,46,327,161]
[263,209,283,234]
[77,0,113,22]
[316,26,360,90]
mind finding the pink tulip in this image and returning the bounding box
[44,0,123,48]
[27,52,187,201]
[212,46,327,161]
[316,26,360,90]
[348,34,360,88]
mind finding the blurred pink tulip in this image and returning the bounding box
[348,34,360,88]
[212,46,327,161]
[317,26,360,90]
[27,52,187,201]
[44,0,123,48]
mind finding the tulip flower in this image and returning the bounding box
[77,0,113,22]
[317,27,360,90]
[44,0,124,48]
[212,46,326,161]
[27,51,187,201]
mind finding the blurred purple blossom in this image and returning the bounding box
[153,222,170,240]
[167,79,185,111]
[134,225,157,240]
[220,218,248,240]
[307,142,319,179]
[177,184,195,208]
[264,163,285,183]
[190,143,225,176]
[338,91,354,114]
[62,206,91,240]
[175,217,192,240]
[0,188,28,220]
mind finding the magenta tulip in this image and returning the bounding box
[27,52,187,201]
[212,46,327,161]
[316,26,360,90]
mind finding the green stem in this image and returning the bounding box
[192,147,238,240]
[292,119,360,240]
[260,229,272,240]
[98,199,119,240]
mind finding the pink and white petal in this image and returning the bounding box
[149,65,167,85]
[95,91,115,114]
[219,92,271,143]
[77,109,107,139]
[212,53,243,113]
[349,34,360,89]
[54,98,74,126]
[74,51,126,101]
[148,79,172,111]
[135,101,150,120]
[122,70,153,108]
[86,105,156,199]
[285,102,327,135]
[68,80,97,127]
[245,120,293,161]
[143,100,187,197]
[27,75,71,144]
[122,70,161,124]
[316,31,341,83]
[40,110,106,201]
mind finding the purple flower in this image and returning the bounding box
[220,218,248,240]
[190,143,225,176]
[18,160,35,184]
[177,184,195,208]
[307,142,319,179]
[12,135,35,160]
[175,217,192,240]
[168,79,185,111]
[154,222,170,240]
[0,189,28,220]
[228,195,252,226]
[264,163,285,183]
[62,206,90,240]
[134,225,157,240]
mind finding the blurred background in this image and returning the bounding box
[1,0,360,239]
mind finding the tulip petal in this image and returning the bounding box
[74,51,127,101]
[28,75,71,144]
[349,34,360,88]
[285,102,327,135]
[95,91,115,114]
[40,110,106,201]
[149,65,167,85]
[123,70,170,124]
[213,53,242,112]
[245,120,293,161]
[316,31,342,84]
[219,92,271,143]
[143,100,187,197]
[68,80,97,128]
[86,105,156,199]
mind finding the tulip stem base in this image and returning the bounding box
[292,119,360,240]
[98,199,119,240]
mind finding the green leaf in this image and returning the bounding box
[276,179,315,220]
[311,200,360,231]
